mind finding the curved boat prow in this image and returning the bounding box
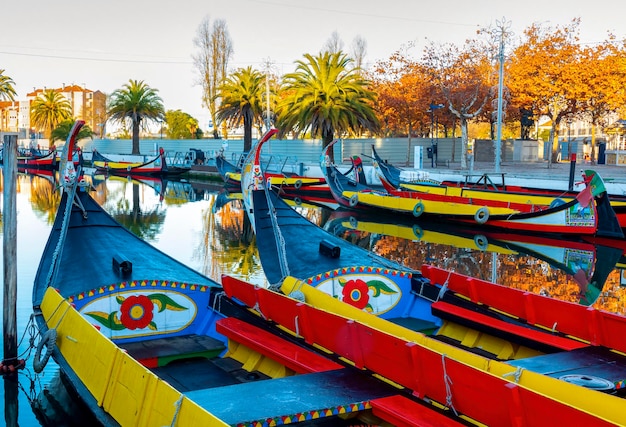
[241,128,279,230]
[581,170,624,239]
[60,120,85,188]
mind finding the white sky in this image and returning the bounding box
[2,0,625,130]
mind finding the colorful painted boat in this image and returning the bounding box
[1,145,81,170]
[324,142,622,237]
[223,267,626,426]
[222,131,369,210]
[33,121,437,427]
[92,148,190,177]
[236,133,626,424]
[371,144,626,230]
[326,210,624,306]
[216,133,326,189]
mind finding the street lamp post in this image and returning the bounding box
[428,103,444,168]
[493,17,512,173]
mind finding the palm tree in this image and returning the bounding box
[107,80,164,155]
[0,69,17,102]
[277,51,379,161]
[51,118,95,143]
[30,89,72,139]
[217,66,265,152]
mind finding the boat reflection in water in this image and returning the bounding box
[325,209,626,311]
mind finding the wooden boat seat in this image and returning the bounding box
[431,300,588,353]
[119,334,226,368]
[215,317,344,374]
[370,394,465,426]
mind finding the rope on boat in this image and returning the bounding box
[503,367,525,383]
[44,166,83,289]
[262,183,291,288]
[441,354,458,416]
[170,394,183,427]
[436,270,453,301]
[252,302,267,320]
[211,291,225,313]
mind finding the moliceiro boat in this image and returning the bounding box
[92,147,190,177]
[32,121,425,426]
[371,144,626,231]
[216,130,327,190]
[324,141,622,237]
[239,128,626,425]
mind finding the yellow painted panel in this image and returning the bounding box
[40,288,229,427]
[350,191,518,217]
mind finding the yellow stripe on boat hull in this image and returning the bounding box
[341,220,516,254]
[399,182,584,206]
[343,191,520,217]
[93,160,144,169]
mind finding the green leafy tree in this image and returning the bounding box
[107,79,164,154]
[165,110,201,139]
[30,89,72,139]
[217,66,265,152]
[277,51,379,161]
[0,69,17,102]
[51,119,95,142]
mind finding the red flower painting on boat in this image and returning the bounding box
[341,279,370,309]
[339,275,398,312]
[120,295,154,330]
[84,292,188,332]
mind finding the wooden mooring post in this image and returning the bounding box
[3,134,18,366]
[2,133,19,427]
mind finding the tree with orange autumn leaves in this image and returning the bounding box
[366,18,626,168]
[369,47,434,164]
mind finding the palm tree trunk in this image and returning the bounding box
[132,117,141,155]
[243,108,253,152]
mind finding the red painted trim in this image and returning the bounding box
[216,317,343,374]
[136,356,158,369]
[66,120,85,161]
[431,300,588,351]
[371,395,464,427]
[252,128,279,165]
[422,264,626,354]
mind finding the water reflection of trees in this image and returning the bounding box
[25,174,60,224]
[99,181,166,241]
[207,198,265,284]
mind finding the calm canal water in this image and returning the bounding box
[1,169,625,426]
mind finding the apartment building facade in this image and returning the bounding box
[0,83,107,139]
